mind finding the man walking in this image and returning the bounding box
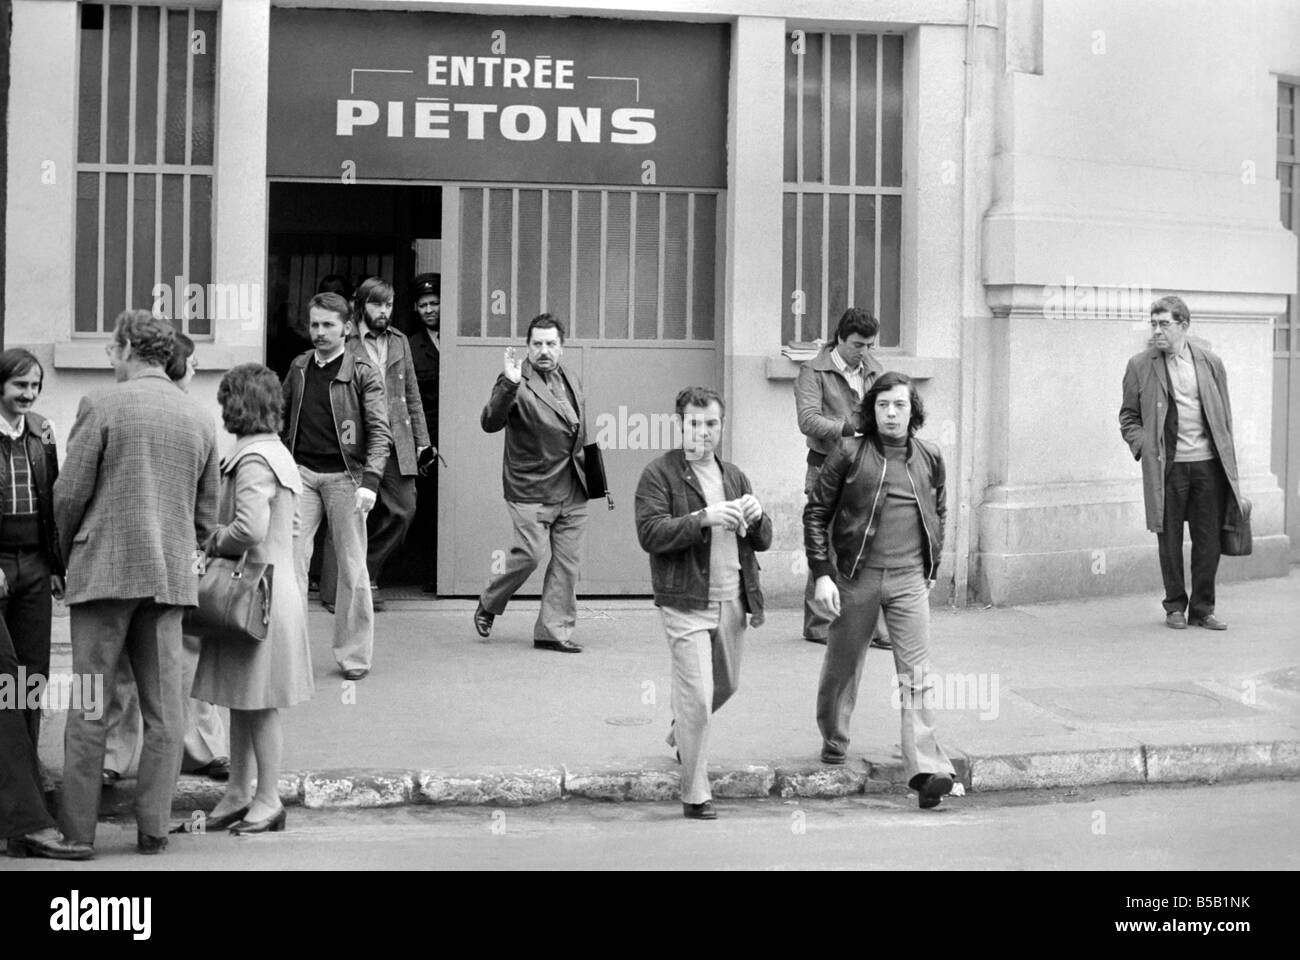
[282,292,391,679]
[56,309,219,854]
[474,314,589,653]
[1119,295,1244,630]
[635,386,771,820]
[794,307,889,648]
[321,276,432,610]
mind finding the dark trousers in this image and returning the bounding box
[321,453,418,597]
[60,599,185,843]
[1158,459,1227,619]
[0,547,52,747]
[0,614,56,839]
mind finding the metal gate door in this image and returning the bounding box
[438,184,724,596]
[1274,82,1299,561]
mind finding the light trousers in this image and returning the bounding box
[661,598,746,804]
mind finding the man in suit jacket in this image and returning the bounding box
[1119,295,1244,630]
[407,273,442,593]
[474,314,589,653]
[319,277,432,609]
[55,309,219,854]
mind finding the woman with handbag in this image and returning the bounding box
[192,363,313,835]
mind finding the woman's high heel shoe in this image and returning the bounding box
[230,806,286,835]
[207,805,252,832]
[6,831,94,860]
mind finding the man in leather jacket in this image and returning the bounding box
[803,371,958,809]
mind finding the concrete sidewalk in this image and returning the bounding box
[40,568,1300,811]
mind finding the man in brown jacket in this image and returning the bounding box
[1119,295,1244,630]
[794,307,887,646]
[56,309,219,854]
[474,314,589,652]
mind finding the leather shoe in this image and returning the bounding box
[534,638,582,653]
[370,582,385,611]
[910,772,954,809]
[176,805,251,833]
[101,769,121,788]
[682,801,717,820]
[321,600,335,614]
[231,806,287,835]
[193,757,231,781]
[7,831,94,861]
[1189,614,1228,631]
[820,748,846,765]
[137,832,168,855]
[804,635,828,645]
[869,634,893,651]
[342,668,369,681]
[473,602,494,638]
[1166,611,1188,629]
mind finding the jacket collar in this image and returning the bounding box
[666,447,731,499]
[809,343,883,380]
[521,359,576,422]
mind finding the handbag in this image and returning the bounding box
[583,442,614,510]
[186,547,274,643]
[1220,497,1252,557]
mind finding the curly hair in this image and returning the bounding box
[861,370,925,438]
[164,333,195,383]
[218,363,284,436]
[113,309,175,368]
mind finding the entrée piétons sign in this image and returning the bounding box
[268,11,729,188]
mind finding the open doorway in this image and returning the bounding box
[266,181,443,594]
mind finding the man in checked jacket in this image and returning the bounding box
[56,309,219,855]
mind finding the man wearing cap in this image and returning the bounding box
[408,273,442,593]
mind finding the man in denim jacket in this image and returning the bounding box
[634,386,772,820]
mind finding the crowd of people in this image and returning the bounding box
[0,285,1244,855]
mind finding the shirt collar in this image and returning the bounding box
[313,344,346,367]
[0,416,25,440]
[829,346,861,376]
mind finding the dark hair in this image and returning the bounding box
[1150,295,1190,326]
[316,274,352,300]
[164,332,195,383]
[526,313,565,344]
[675,386,725,419]
[836,307,879,343]
[353,276,395,327]
[218,363,284,436]
[113,309,174,368]
[861,370,925,438]
[0,348,44,391]
[307,292,351,324]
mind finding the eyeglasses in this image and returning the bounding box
[1148,319,1183,330]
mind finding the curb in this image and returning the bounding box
[86,739,1300,814]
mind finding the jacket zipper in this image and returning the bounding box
[850,453,888,578]
[326,378,360,487]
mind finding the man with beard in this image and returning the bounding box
[473,314,589,653]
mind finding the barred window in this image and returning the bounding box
[782,32,904,347]
[76,3,217,336]
[458,186,717,341]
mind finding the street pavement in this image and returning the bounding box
[36,567,1300,813]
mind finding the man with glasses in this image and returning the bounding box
[794,307,890,649]
[1120,296,1245,630]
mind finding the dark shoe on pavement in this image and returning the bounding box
[1189,613,1227,630]
[137,832,167,855]
[7,830,94,861]
[321,600,335,614]
[804,635,828,645]
[534,638,583,653]
[341,668,369,681]
[473,602,494,638]
[101,769,121,789]
[869,634,893,651]
[194,757,231,781]
[370,582,385,611]
[1166,611,1188,629]
[682,801,717,820]
[820,748,847,765]
[910,773,954,809]
[230,805,287,835]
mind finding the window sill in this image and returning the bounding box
[54,341,265,371]
[764,353,937,382]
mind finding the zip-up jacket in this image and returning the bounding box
[634,448,772,621]
[0,410,64,576]
[281,349,392,492]
[794,344,884,464]
[803,434,946,582]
